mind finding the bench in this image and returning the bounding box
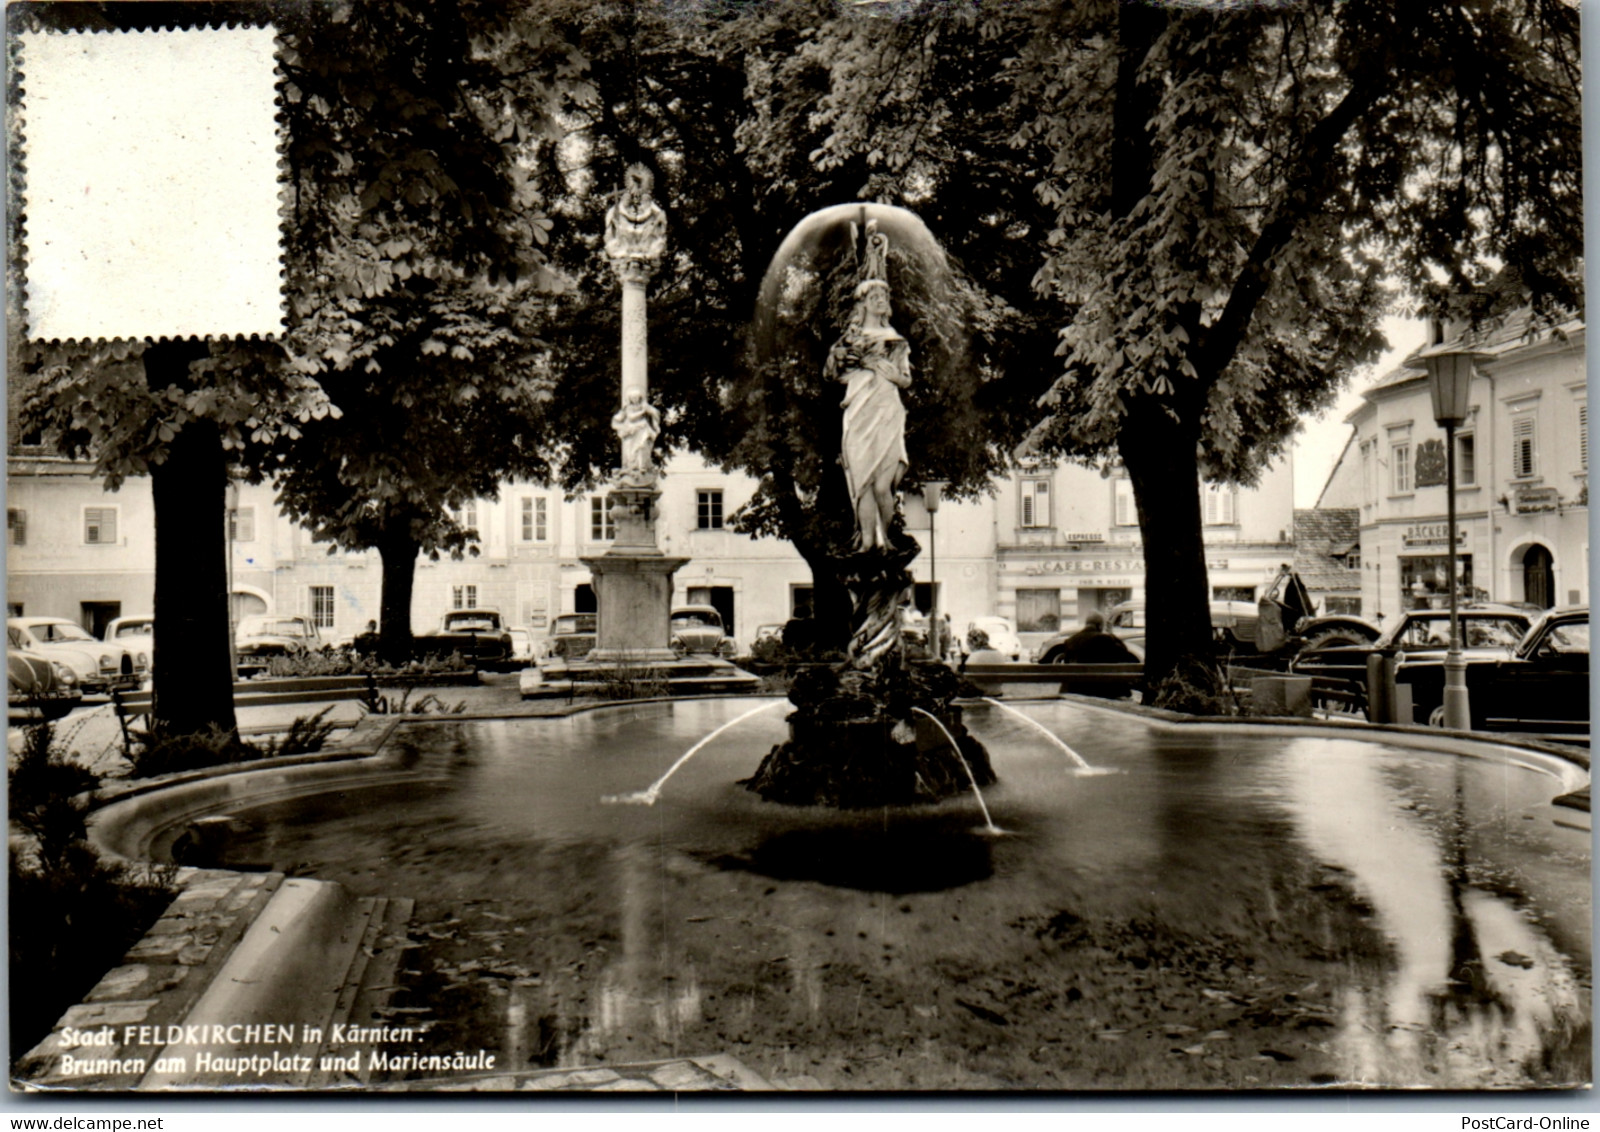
[1308,675,1368,718]
[111,674,383,719]
[960,662,1143,698]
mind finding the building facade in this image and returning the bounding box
[1324,313,1587,619]
[8,448,1298,653]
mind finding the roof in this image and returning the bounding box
[1364,311,1584,397]
[1293,508,1361,594]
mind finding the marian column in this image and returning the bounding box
[582,165,687,663]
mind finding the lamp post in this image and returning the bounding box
[225,480,239,680]
[922,481,948,660]
[1420,344,1483,730]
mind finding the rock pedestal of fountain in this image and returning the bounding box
[742,539,994,809]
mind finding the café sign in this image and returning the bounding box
[1401,523,1466,548]
[1021,557,1232,577]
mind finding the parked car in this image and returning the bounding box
[1398,606,1588,734]
[1290,604,1532,690]
[104,615,155,656]
[964,617,1023,662]
[415,608,515,669]
[543,612,597,662]
[671,605,737,658]
[751,623,785,650]
[508,627,538,667]
[7,617,146,695]
[235,614,323,676]
[7,642,83,720]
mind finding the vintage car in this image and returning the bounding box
[234,614,324,676]
[964,616,1024,661]
[104,615,155,656]
[7,642,83,720]
[542,612,598,662]
[1397,606,1589,734]
[507,627,538,666]
[7,617,146,695]
[414,608,514,669]
[1290,604,1532,688]
[670,605,737,658]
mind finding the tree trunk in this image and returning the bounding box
[1119,401,1224,709]
[376,523,419,665]
[148,342,237,739]
[796,540,853,653]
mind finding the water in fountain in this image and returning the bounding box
[602,698,788,805]
[977,696,1119,776]
[910,706,1000,835]
[188,699,1590,1090]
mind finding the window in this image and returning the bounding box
[1511,411,1538,478]
[1015,589,1061,633]
[84,507,117,544]
[697,490,724,530]
[452,584,478,610]
[7,508,24,547]
[1578,402,1588,472]
[228,506,255,542]
[1112,478,1137,527]
[1456,433,1476,487]
[1019,478,1051,528]
[1391,443,1412,494]
[790,585,814,619]
[1213,585,1255,602]
[449,502,479,532]
[1202,484,1237,526]
[309,585,335,629]
[589,496,615,541]
[520,497,547,542]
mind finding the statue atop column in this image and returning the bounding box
[604,163,667,486]
[604,164,668,268]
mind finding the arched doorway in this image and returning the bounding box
[1521,544,1555,609]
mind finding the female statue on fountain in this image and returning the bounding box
[826,229,910,552]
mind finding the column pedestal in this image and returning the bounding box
[581,484,687,664]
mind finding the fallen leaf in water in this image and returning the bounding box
[954,999,1007,1026]
[1497,950,1536,970]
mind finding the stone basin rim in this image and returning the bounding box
[84,692,1590,871]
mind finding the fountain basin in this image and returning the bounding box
[72,698,1592,1091]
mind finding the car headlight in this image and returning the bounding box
[51,663,78,687]
[136,651,150,668]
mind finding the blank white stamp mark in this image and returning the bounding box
[19,26,284,342]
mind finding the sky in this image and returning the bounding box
[1289,315,1428,508]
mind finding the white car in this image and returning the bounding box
[104,615,155,657]
[964,616,1023,661]
[508,627,538,666]
[8,616,147,694]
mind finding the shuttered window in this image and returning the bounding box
[1202,484,1237,526]
[84,507,117,544]
[7,508,24,547]
[1019,479,1050,528]
[1112,478,1136,527]
[1511,413,1537,478]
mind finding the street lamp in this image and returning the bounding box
[225,480,240,681]
[1419,343,1485,730]
[922,481,948,660]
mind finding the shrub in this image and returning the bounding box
[359,687,467,716]
[125,722,262,780]
[8,723,177,1055]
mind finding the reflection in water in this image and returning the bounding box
[201,701,1588,1089]
[1277,739,1584,1086]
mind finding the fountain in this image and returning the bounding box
[739,205,995,809]
[58,699,1591,1091]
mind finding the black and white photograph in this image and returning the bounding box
[3,0,1591,1100]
